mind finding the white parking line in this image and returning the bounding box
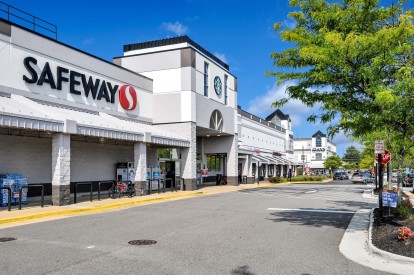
[267,208,355,214]
[304,190,317,194]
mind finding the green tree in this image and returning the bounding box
[324,155,342,170]
[342,146,361,165]
[158,149,171,159]
[268,0,414,169]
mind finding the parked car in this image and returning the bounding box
[334,171,349,180]
[362,174,375,184]
[351,173,364,184]
[403,173,414,187]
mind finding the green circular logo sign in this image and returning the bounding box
[214,76,222,95]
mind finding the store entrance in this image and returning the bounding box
[164,161,175,188]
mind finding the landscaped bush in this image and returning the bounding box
[397,226,414,241]
[396,198,413,219]
[291,176,324,182]
[268,176,281,183]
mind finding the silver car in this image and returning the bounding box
[362,174,375,184]
[351,173,364,184]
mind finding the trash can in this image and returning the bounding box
[216,174,222,185]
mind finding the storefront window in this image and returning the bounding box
[316,135,322,147]
[224,75,228,105]
[207,154,221,171]
[204,62,209,96]
[268,165,274,176]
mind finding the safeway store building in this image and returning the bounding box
[0,9,298,206]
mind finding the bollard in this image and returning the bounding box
[74,182,93,204]
[0,187,12,211]
[19,185,44,210]
[98,181,114,201]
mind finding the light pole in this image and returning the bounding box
[302,145,305,175]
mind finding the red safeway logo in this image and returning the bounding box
[119,85,138,110]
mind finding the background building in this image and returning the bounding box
[238,108,297,183]
[293,131,337,175]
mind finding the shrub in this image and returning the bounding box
[268,176,281,183]
[396,198,413,219]
[291,176,323,182]
[397,226,414,241]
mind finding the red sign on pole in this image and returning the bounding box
[375,149,391,164]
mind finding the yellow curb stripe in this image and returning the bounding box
[0,192,205,225]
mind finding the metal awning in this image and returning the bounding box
[0,94,190,147]
[252,155,269,164]
[259,155,277,164]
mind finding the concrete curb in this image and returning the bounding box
[339,208,414,275]
[0,192,205,225]
[367,208,414,265]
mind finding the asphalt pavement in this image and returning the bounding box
[0,181,390,274]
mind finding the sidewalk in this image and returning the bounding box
[0,182,289,228]
[340,188,414,275]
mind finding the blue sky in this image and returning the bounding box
[3,0,385,156]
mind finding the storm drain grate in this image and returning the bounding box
[128,240,157,246]
[0,237,16,242]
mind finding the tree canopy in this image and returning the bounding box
[268,0,414,167]
[342,146,361,164]
[324,155,342,170]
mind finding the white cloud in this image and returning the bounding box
[160,22,188,36]
[331,131,362,156]
[245,81,362,156]
[246,81,320,127]
[214,52,227,63]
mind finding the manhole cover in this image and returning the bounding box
[0,237,16,242]
[128,240,157,246]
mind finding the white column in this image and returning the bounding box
[51,133,71,205]
[134,142,147,195]
[181,122,197,190]
[227,134,239,185]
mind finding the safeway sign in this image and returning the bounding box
[375,149,391,164]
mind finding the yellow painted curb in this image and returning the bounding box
[0,192,205,225]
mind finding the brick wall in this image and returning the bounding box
[0,134,52,183]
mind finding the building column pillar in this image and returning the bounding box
[134,142,147,195]
[181,122,197,190]
[52,133,71,206]
[227,134,239,186]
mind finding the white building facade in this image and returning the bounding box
[0,10,295,205]
[293,131,337,175]
[114,36,239,187]
[238,108,297,183]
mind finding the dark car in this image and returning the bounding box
[334,172,349,180]
[403,173,414,187]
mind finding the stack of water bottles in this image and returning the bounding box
[0,173,28,206]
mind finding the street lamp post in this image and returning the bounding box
[302,145,305,176]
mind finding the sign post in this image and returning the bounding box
[374,140,385,221]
